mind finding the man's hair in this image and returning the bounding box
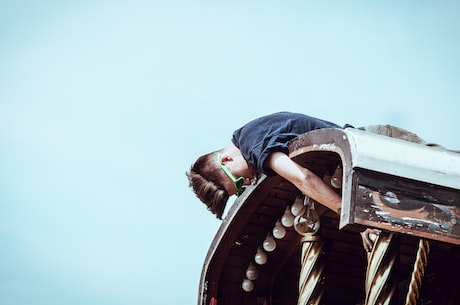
[186,150,229,219]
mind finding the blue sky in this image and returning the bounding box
[1,1,459,305]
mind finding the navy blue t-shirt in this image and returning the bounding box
[231,112,340,176]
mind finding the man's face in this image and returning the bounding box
[227,155,257,181]
[219,154,257,195]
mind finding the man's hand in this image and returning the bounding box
[360,228,381,252]
[266,152,342,213]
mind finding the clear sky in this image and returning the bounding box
[1,1,459,305]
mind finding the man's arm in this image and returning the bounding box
[266,151,342,213]
[267,152,379,251]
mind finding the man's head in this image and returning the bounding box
[186,150,229,219]
[186,147,257,219]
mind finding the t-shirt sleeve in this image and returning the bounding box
[251,134,290,176]
[232,128,293,176]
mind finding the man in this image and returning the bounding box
[186,111,342,219]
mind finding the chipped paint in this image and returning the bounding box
[311,143,338,151]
